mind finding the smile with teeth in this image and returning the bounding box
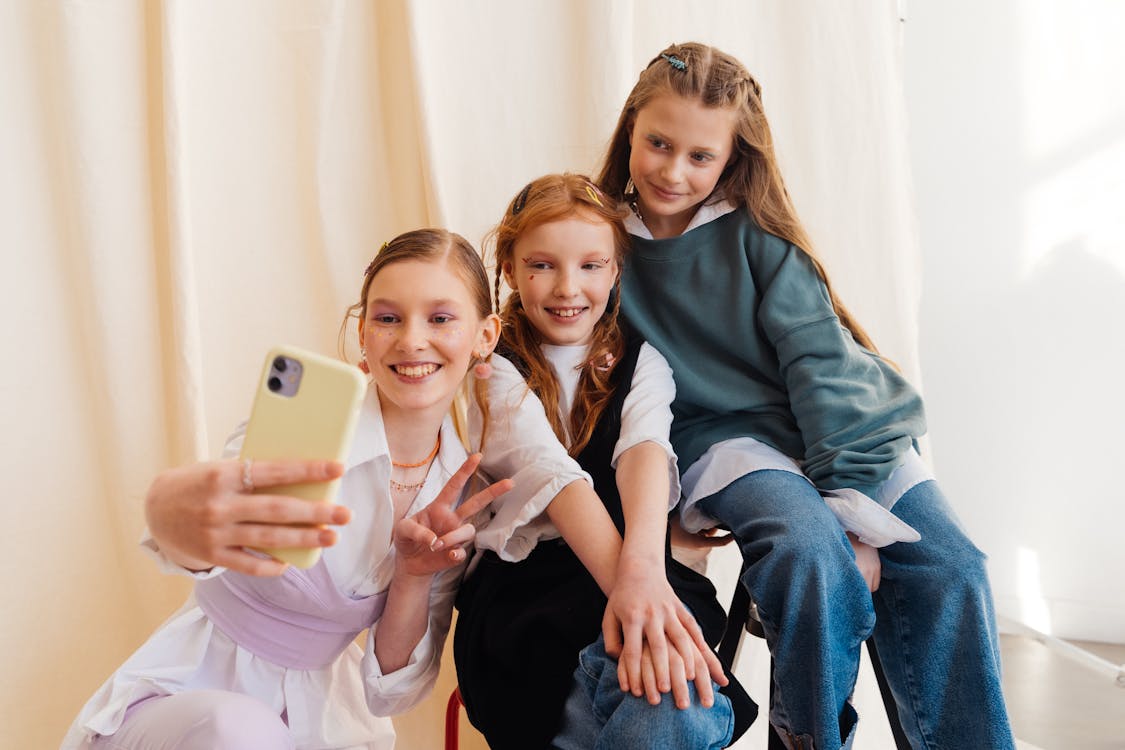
[392,363,439,379]
[547,307,587,319]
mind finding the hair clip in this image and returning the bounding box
[512,183,532,215]
[660,53,687,72]
[584,184,604,208]
[364,241,389,276]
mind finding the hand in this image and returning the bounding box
[145,459,350,576]
[392,454,512,579]
[668,518,735,551]
[602,561,728,705]
[847,532,881,592]
[632,637,719,710]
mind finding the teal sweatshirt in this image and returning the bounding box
[620,209,925,500]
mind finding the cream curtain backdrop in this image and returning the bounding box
[3,1,920,748]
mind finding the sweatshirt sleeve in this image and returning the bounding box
[756,244,925,502]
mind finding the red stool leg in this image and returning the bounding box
[444,686,464,750]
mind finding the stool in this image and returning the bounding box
[717,564,912,749]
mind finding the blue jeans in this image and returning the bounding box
[700,471,1014,750]
[551,636,734,749]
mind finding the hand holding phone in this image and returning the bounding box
[240,345,367,568]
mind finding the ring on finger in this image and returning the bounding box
[241,458,254,492]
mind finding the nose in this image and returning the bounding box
[396,318,428,351]
[553,269,578,298]
[659,157,684,184]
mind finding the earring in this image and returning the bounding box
[359,346,370,375]
[624,178,636,198]
[473,351,493,379]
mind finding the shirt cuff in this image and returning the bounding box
[474,473,592,562]
[362,618,439,717]
[820,488,921,547]
[139,530,226,579]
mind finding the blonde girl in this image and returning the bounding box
[596,42,1014,750]
[64,229,510,750]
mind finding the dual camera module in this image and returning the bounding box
[266,355,303,397]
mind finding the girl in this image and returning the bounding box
[596,43,1015,749]
[454,174,754,750]
[63,229,512,750]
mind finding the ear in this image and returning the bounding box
[356,315,366,349]
[501,261,515,288]
[476,313,502,356]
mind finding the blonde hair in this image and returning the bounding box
[339,228,494,445]
[596,41,879,352]
[488,174,630,455]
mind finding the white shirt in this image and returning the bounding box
[65,387,464,749]
[469,346,679,561]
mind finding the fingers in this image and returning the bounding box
[675,604,728,686]
[431,522,476,552]
[695,531,736,548]
[699,642,729,687]
[618,619,646,697]
[664,617,698,683]
[224,493,351,528]
[602,609,629,692]
[640,648,661,705]
[212,547,290,577]
[691,648,716,709]
[245,459,345,492]
[231,521,340,553]
[643,618,672,695]
[432,453,485,510]
[396,515,440,552]
[667,647,691,710]
[455,477,513,521]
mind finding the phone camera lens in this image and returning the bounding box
[273,357,288,373]
[267,376,283,392]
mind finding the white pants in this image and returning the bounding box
[89,690,294,750]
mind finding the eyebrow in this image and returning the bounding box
[367,298,461,308]
[645,129,720,155]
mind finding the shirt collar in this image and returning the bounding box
[346,384,388,470]
[624,197,737,240]
[346,384,464,478]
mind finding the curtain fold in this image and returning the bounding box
[2,3,918,747]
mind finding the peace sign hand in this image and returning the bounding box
[393,453,513,578]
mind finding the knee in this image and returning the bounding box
[184,692,293,749]
[605,689,734,748]
[752,518,858,593]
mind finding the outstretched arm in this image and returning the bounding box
[609,442,728,708]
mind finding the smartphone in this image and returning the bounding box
[240,345,367,568]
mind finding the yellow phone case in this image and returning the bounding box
[240,345,367,568]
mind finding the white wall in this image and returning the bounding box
[903,1,1125,643]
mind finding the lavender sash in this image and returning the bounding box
[195,559,387,670]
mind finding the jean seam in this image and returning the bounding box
[884,575,939,750]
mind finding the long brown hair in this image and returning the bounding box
[338,228,495,446]
[596,41,879,352]
[489,174,630,455]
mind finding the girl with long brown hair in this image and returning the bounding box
[597,42,1014,749]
